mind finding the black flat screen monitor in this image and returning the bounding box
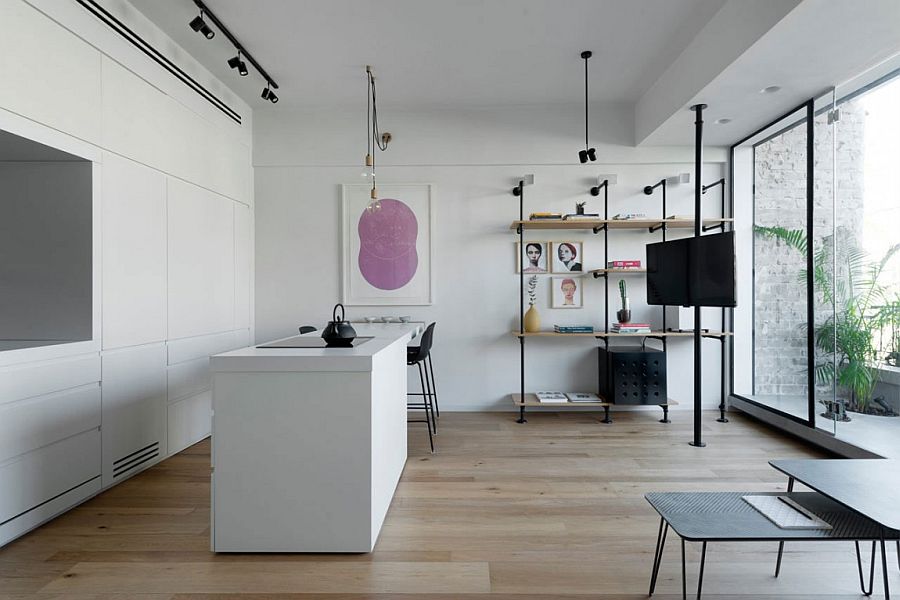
[646,231,736,308]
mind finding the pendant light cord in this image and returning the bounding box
[584,54,589,150]
[370,71,388,152]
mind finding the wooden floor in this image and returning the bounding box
[1,410,896,599]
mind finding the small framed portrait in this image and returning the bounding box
[517,241,549,273]
[551,241,584,273]
[551,276,583,308]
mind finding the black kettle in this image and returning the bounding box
[321,303,357,347]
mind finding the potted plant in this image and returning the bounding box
[524,275,540,332]
[617,279,631,323]
[756,225,899,416]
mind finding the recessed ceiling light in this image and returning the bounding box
[715,118,732,125]
[760,85,782,94]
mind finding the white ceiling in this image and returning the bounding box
[644,0,900,146]
[130,0,726,109]
[132,0,900,147]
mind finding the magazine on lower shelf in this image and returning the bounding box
[565,392,602,403]
[535,391,568,403]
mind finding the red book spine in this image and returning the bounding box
[608,260,642,267]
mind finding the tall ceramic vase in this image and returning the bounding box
[524,305,541,332]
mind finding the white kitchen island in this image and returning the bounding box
[209,323,421,553]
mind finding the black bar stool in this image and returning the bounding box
[407,322,436,453]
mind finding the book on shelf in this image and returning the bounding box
[535,391,568,403]
[529,212,562,220]
[666,214,694,220]
[607,260,642,268]
[612,322,652,334]
[566,392,602,403]
[611,212,647,220]
[554,325,594,333]
[562,213,600,220]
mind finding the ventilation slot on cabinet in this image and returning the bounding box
[113,441,160,478]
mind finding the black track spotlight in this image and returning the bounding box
[228,51,248,76]
[261,84,278,103]
[189,10,215,39]
[578,149,588,164]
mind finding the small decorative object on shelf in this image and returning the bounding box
[524,275,541,332]
[576,200,586,215]
[617,280,631,323]
[611,212,647,220]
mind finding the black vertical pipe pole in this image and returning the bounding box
[718,182,729,423]
[805,100,816,427]
[690,103,707,448]
[661,181,668,353]
[515,181,527,423]
[603,181,609,334]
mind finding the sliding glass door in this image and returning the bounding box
[731,67,900,456]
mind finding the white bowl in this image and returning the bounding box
[381,316,395,323]
[364,316,377,323]
[399,316,411,323]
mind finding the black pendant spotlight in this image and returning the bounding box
[579,50,596,164]
[227,51,248,76]
[189,9,215,39]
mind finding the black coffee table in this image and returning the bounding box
[645,491,892,599]
[770,459,900,598]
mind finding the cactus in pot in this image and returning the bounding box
[616,279,631,323]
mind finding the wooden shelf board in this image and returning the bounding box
[510,393,610,407]
[512,331,732,338]
[510,393,678,408]
[510,218,733,231]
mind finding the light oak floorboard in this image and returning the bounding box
[1,410,897,598]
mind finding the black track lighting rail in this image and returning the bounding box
[75,0,241,124]
[192,0,279,91]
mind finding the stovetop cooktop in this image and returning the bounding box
[256,336,374,349]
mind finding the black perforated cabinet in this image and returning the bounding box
[598,345,667,405]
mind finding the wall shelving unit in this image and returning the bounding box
[509,173,732,425]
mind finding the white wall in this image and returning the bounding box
[254,107,729,412]
[0,0,253,546]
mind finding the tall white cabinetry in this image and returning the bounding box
[0,0,254,547]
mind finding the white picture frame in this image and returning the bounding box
[551,241,584,273]
[517,241,549,273]
[551,276,583,308]
[341,183,434,306]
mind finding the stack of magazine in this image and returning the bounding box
[554,324,594,334]
[534,391,567,404]
[612,322,651,334]
[535,391,602,403]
